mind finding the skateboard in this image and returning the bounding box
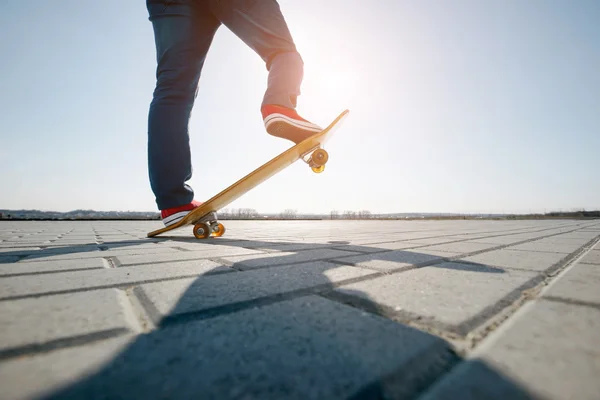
[147,109,349,239]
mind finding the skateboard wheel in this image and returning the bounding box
[311,148,329,167]
[311,165,325,173]
[193,222,211,239]
[212,223,226,237]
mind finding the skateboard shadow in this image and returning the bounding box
[31,238,537,399]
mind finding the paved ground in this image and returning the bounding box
[0,219,599,399]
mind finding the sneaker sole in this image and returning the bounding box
[162,211,218,227]
[264,113,322,132]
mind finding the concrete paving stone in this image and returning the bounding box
[535,237,592,246]
[440,234,498,241]
[387,237,452,245]
[97,237,143,243]
[467,234,546,245]
[100,246,195,259]
[0,237,20,242]
[543,262,600,304]
[13,296,455,400]
[0,260,227,300]
[257,242,340,252]
[0,335,134,400]
[461,249,569,272]
[408,249,466,257]
[4,236,60,241]
[580,249,600,265]
[555,231,599,240]
[421,299,600,400]
[330,241,418,253]
[333,250,450,272]
[544,233,592,246]
[17,245,180,263]
[160,239,290,250]
[313,236,414,246]
[419,241,501,254]
[61,234,100,237]
[1,240,55,246]
[0,289,136,352]
[98,242,165,250]
[334,262,536,331]
[0,258,106,276]
[222,248,359,270]
[18,246,104,262]
[138,262,378,319]
[266,236,362,245]
[507,240,584,254]
[0,243,45,250]
[115,247,263,266]
[46,240,99,245]
[54,233,96,237]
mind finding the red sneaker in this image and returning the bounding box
[261,104,322,144]
[160,200,202,227]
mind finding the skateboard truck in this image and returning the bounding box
[193,220,225,239]
[192,212,225,239]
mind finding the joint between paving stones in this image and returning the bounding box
[102,257,119,268]
[0,328,130,362]
[169,246,191,252]
[542,295,600,311]
[125,287,159,331]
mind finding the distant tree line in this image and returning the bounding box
[330,210,373,219]
[219,208,260,220]
[507,210,600,219]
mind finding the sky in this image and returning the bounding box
[1,0,599,215]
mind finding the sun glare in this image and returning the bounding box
[305,65,358,108]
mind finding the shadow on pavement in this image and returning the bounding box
[2,236,506,275]
[29,237,538,399]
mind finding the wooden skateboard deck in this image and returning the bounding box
[147,109,349,238]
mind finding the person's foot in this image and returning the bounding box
[261,104,322,144]
[161,200,214,227]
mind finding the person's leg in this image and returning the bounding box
[209,0,300,108]
[147,0,221,210]
[209,0,322,143]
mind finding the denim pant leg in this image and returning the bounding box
[209,0,304,108]
[146,0,221,210]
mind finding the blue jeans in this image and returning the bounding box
[146,0,304,210]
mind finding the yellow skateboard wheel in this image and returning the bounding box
[311,165,325,173]
[311,148,329,167]
[193,222,211,239]
[212,223,226,237]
